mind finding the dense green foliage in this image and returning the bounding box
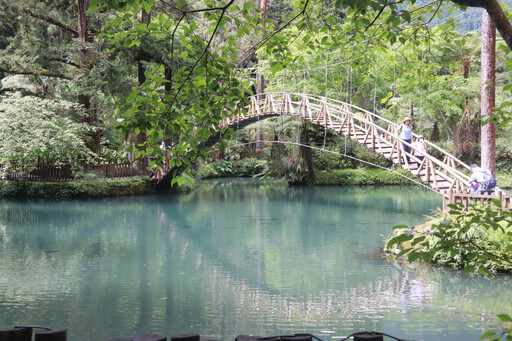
[0,94,95,177]
[315,168,414,185]
[196,158,267,178]
[2,0,512,183]
[387,202,512,274]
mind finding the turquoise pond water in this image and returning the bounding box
[0,179,511,340]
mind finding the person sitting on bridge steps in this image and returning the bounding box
[469,164,496,195]
[399,117,413,163]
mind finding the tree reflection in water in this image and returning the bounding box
[0,180,510,341]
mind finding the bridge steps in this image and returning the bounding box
[337,119,459,191]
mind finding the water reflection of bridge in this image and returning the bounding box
[157,201,441,336]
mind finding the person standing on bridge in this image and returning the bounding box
[399,117,413,163]
[413,135,426,163]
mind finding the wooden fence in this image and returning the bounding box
[442,190,512,211]
[4,163,139,181]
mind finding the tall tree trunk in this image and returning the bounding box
[78,0,101,154]
[136,8,151,174]
[480,9,496,175]
[136,60,149,173]
[256,0,267,98]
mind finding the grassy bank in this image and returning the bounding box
[0,175,156,198]
[197,159,416,186]
[0,162,426,199]
[314,168,415,186]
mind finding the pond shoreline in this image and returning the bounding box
[0,167,418,198]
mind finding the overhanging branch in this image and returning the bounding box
[0,66,73,80]
[21,7,78,36]
[166,0,237,108]
[448,0,512,50]
[236,0,311,68]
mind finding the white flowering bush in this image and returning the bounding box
[0,93,96,178]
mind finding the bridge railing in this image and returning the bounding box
[293,93,471,173]
[314,96,471,189]
[223,93,471,191]
[442,189,512,211]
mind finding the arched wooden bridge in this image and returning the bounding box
[156,92,472,193]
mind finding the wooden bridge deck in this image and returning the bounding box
[215,92,472,194]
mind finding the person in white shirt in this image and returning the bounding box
[399,117,413,163]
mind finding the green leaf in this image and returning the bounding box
[243,1,255,11]
[128,39,141,47]
[141,1,152,13]
[499,100,512,108]
[386,234,413,248]
[412,236,426,245]
[497,314,512,322]
[464,265,475,274]
[395,248,413,257]
[177,0,186,9]
[401,10,411,22]
[479,331,496,339]
[408,252,423,262]
[477,266,490,276]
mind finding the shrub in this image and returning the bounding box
[196,164,219,179]
[196,158,267,179]
[0,93,96,177]
[0,176,153,198]
[233,158,266,176]
[313,149,352,170]
[386,202,512,275]
[315,168,414,185]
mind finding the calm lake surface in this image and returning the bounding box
[1,179,511,341]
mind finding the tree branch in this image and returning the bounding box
[160,0,235,14]
[167,0,237,107]
[0,66,72,80]
[449,0,487,7]
[482,0,512,51]
[48,57,81,69]
[394,0,441,50]
[236,0,311,68]
[464,238,512,265]
[20,7,78,36]
[448,0,512,50]
[365,4,387,32]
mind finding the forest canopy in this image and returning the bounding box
[1,0,512,183]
